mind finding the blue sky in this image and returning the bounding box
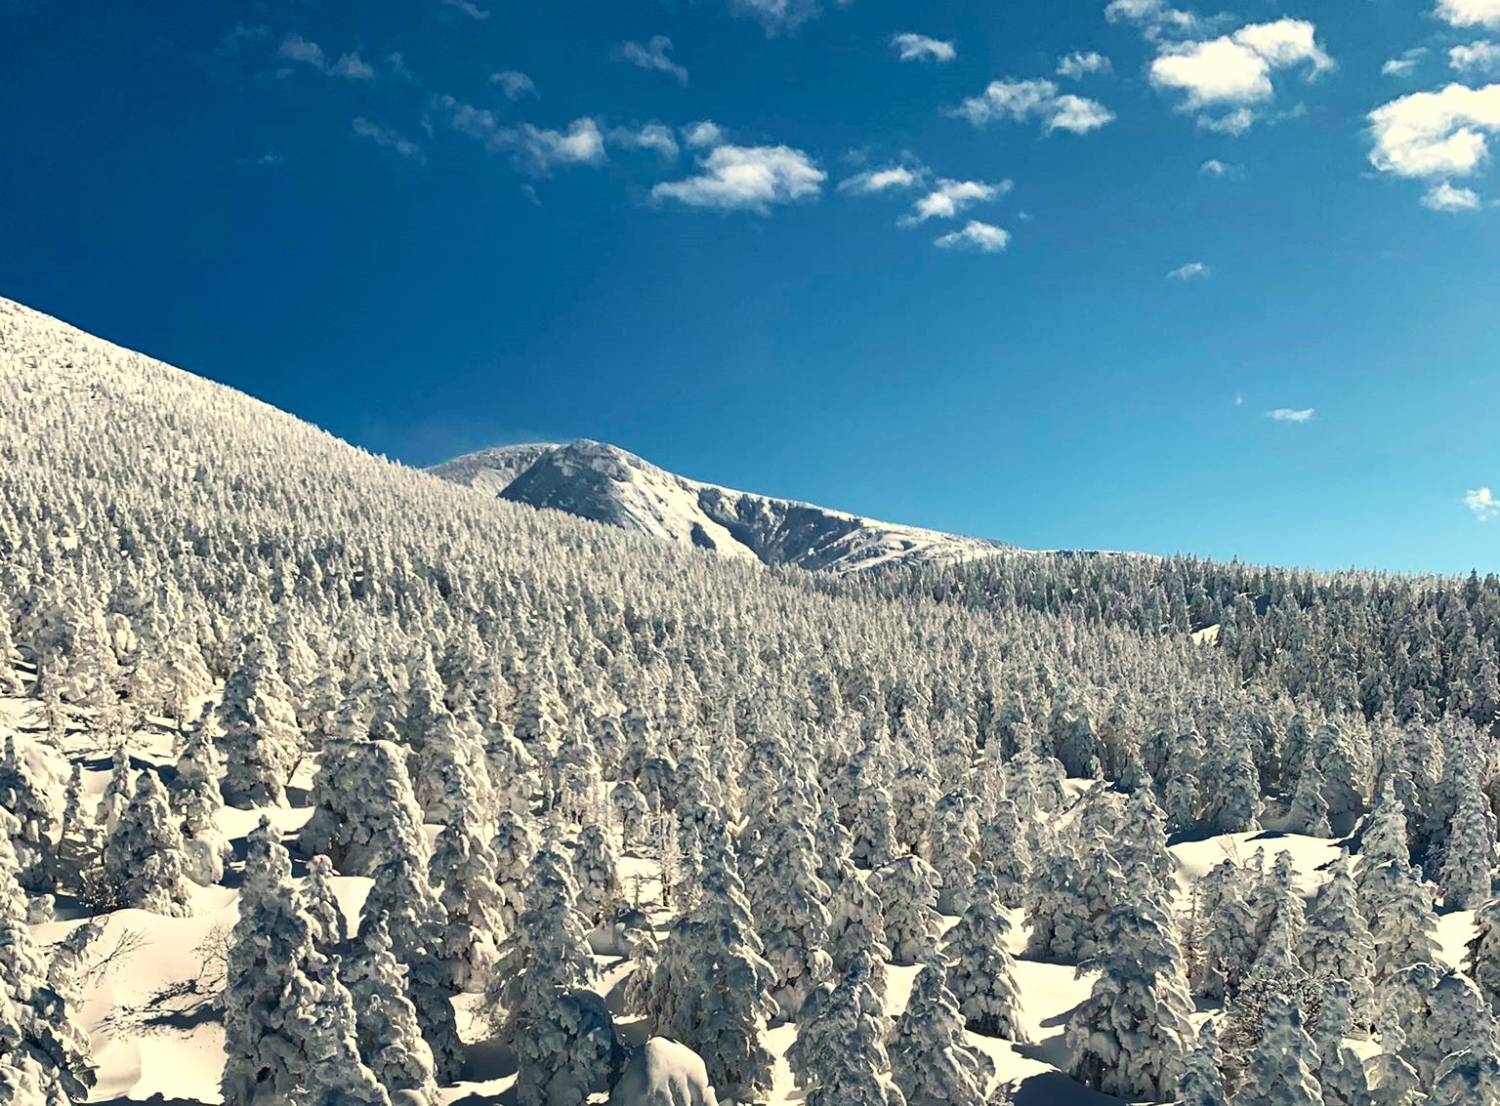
[4,0,1499,574]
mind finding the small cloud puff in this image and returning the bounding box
[891,33,957,63]
[951,79,1115,135]
[1266,407,1315,423]
[1167,261,1211,280]
[1422,180,1482,210]
[618,36,689,86]
[491,71,538,101]
[839,166,925,194]
[1057,51,1112,79]
[1466,486,1500,520]
[934,221,1011,253]
[653,144,825,213]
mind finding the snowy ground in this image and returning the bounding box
[7,690,1475,1105]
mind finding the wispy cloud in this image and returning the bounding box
[1148,19,1333,132]
[1383,48,1427,78]
[1451,40,1500,74]
[1057,51,1112,79]
[682,121,725,149]
[903,179,1011,223]
[934,221,1010,253]
[1422,180,1482,210]
[1266,407,1315,423]
[1466,486,1500,520]
[441,0,491,20]
[891,33,956,63]
[1167,261,1211,280]
[491,71,537,101]
[353,117,425,162]
[618,36,688,86]
[653,143,825,213]
[1438,0,1500,29]
[951,79,1114,135]
[277,34,373,80]
[839,165,925,194]
[1199,158,1244,178]
[1105,0,1201,41]
[609,123,680,160]
[436,97,607,174]
[729,0,830,36]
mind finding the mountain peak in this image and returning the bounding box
[430,438,1005,574]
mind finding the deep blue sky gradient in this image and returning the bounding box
[3,0,1498,572]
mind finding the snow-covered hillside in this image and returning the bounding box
[3,295,1500,1106]
[433,439,1008,574]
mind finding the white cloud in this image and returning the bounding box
[618,36,688,86]
[1466,486,1500,520]
[1057,51,1112,79]
[839,166,924,194]
[1105,0,1200,41]
[1383,49,1427,78]
[891,33,957,63]
[1452,41,1500,74]
[609,123,680,160]
[1199,158,1244,177]
[352,117,424,161]
[1438,0,1500,29]
[1266,407,1315,422]
[1422,180,1482,209]
[277,34,373,80]
[1149,19,1331,131]
[437,97,607,174]
[934,221,1011,252]
[1368,83,1500,179]
[652,144,825,213]
[730,0,828,35]
[682,121,725,148]
[491,70,537,100]
[442,0,491,19]
[904,179,1010,223]
[952,79,1115,134]
[1167,261,1211,280]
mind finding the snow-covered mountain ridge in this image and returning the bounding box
[432,440,1008,574]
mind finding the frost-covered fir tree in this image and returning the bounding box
[1438,775,1497,911]
[574,821,625,926]
[1203,723,1262,833]
[1285,753,1332,836]
[870,854,942,966]
[890,959,994,1106]
[0,737,54,895]
[1026,827,1089,962]
[1174,1019,1226,1106]
[746,799,834,1018]
[1366,1005,1422,1106]
[362,842,463,1082]
[929,789,978,915]
[793,954,905,1106]
[101,771,193,915]
[1192,860,1257,1002]
[976,794,1030,909]
[218,636,302,808]
[0,825,95,1105]
[1299,855,1375,1029]
[1064,891,1195,1101]
[646,825,778,1099]
[1357,779,1413,922]
[851,778,898,870]
[94,746,132,835]
[826,856,891,996]
[491,808,538,937]
[171,725,231,886]
[428,803,505,993]
[488,829,609,1106]
[1469,894,1500,1011]
[1116,785,1176,895]
[1233,993,1323,1106]
[941,867,1026,1041]
[1314,978,1372,1106]
[1370,860,1441,982]
[340,913,439,1106]
[221,818,321,1106]
[55,764,100,900]
[303,854,347,954]
[301,728,428,878]
[610,779,650,853]
[303,956,392,1106]
[1429,1045,1500,1106]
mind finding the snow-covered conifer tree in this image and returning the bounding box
[218,636,303,808]
[301,728,428,878]
[870,854,941,966]
[428,803,505,992]
[1285,753,1332,836]
[941,867,1025,1040]
[1438,775,1497,911]
[1314,978,1372,1106]
[101,770,193,915]
[491,808,537,937]
[1233,993,1323,1106]
[929,789,978,915]
[303,956,392,1106]
[303,854,347,954]
[95,746,131,835]
[1174,1019,1226,1106]
[0,737,54,895]
[1370,860,1441,982]
[221,818,321,1106]
[890,960,994,1106]
[340,913,439,1106]
[792,954,904,1106]
[171,726,231,886]
[1299,856,1375,1029]
[574,821,625,926]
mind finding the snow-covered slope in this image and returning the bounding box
[433,439,1007,574]
[426,443,561,498]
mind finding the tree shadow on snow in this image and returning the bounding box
[1011,1071,1126,1106]
[462,1037,518,1083]
[93,1096,205,1106]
